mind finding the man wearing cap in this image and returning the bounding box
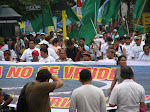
[20,40,40,62]
[129,36,143,60]
[69,69,106,112]
[39,40,59,60]
[109,66,146,112]
[31,50,39,62]
[40,33,46,41]
[82,51,91,61]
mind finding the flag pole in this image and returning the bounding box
[62,10,67,43]
[70,8,84,26]
[134,0,147,32]
[94,2,97,27]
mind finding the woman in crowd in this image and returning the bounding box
[75,43,86,61]
[108,55,134,97]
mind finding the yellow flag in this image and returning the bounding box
[18,22,25,29]
[47,26,53,36]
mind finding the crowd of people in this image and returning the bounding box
[0,28,150,63]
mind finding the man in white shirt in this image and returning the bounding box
[138,44,150,61]
[20,40,40,62]
[69,69,106,112]
[39,47,55,63]
[129,36,143,60]
[109,66,146,112]
[0,37,9,52]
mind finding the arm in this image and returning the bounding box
[108,75,117,97]
[2,93,13,109]
[122,47,126,56]
[51,75,64,89]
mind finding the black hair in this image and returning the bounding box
[4,37,9,44]
[50,31,53,35]
[125,36,130,40]
[119,36,125,40]
[143,44,149,49]
[40,47,48,54]
[80,37,85,42]
[105,36,113,41]
[121,66,133,79]
[36,69,51,82]
[117,55,126,65]
[45,36,52,41]
[29,39,35,44]
[80,69,92,82]
[52,38,59,45]
[0,88,2,96]
[34,38,40,44]
[66,39,73,45]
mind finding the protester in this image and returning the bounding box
[66,39,78,61]
[0,37,9,52]
[50,38,61,54]
[138,44,150,61]
[108,55,134,97]
[69,69,106,112]
[82,51,91,61]
[79,38,89,51]
[75,43,86,61]
[31,50,39,62]
[56,48,73,62]
[39,47,55,63]
[109,66,146,112]
[20,39,40,62]
[105,48,116,60]
[40,33,46,41]
[24,69,64,112]
[71,38,78,47]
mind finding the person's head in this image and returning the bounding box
[36,69,51,82]
[109,44,114,49]
[4,37,9,45]
[78,43,85,52]
[40,47,48,58]
[52,38,59,46]
[41,33,45,40]
[106,48,115,59]
[34,38,40,45]
[82,51,91,61]
[121,66,133,79]
[4,50,11,61]
[119,36,125,44]
[29,39,35,49]
[45,36,52,44]
[66,39,74,50]
[71,38,76,44]
[103,32,107,39]
[50,31,54,37]
[58,48,67,59]
[143,44,149,55]
[29,34,34,40]
[32,50,39,62]
[105,36,113,45]
[117,55,127,67]
[0,88,4,104]
[79,69,92,83]
[79,38,85,44]
[134,36,141,46]
[39,40,49,48]
[125,36,131,45]
[35,34,40,39]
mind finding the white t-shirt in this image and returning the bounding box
[101,43,109,59]
[0,51,4,60]
[69,84,106,112]
[109,79,145,112]
[39,55,55,63]
[122,44,133,59]
[138,52,150,61]
[48,48,59,60]
[20,48,40,62]
[129,45,143,59]
[116,43,124,57]
[10,49,17,60]
[0,44,8,51]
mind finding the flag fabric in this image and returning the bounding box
[81,0,101,24]
[19,22,25,29]
[52,0,59,4]
[31,8,53,33]
[134,24,145,34]
[112,0,121,20]
[146,27,150,33]
[101,0,121,25]
[118,21,127,36]
[79,19,96,45]
[66,8,80,24]
[97,0,109,22]
[67,28,80,40]
[133,0,148,19]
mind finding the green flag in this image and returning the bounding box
[133,0,148,19]
[101,0,121,24]
[81,0,100,24]
[66,8,80,24]
[146,27,150,33]
[79,19,96,45]
[67,28,80,40]
[52,0,59,4]
[31,8,53,32]
[134,24,144,34]
[113,0,121,20]
[118,21,127,36]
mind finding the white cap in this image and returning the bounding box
[38,40,49,46]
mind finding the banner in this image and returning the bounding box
[0,60,150,109]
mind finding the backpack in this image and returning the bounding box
[17,83,30,112]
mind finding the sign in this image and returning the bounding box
[26,5,41,11]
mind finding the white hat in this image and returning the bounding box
[38,40,49,46]
[41,33,45,35]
